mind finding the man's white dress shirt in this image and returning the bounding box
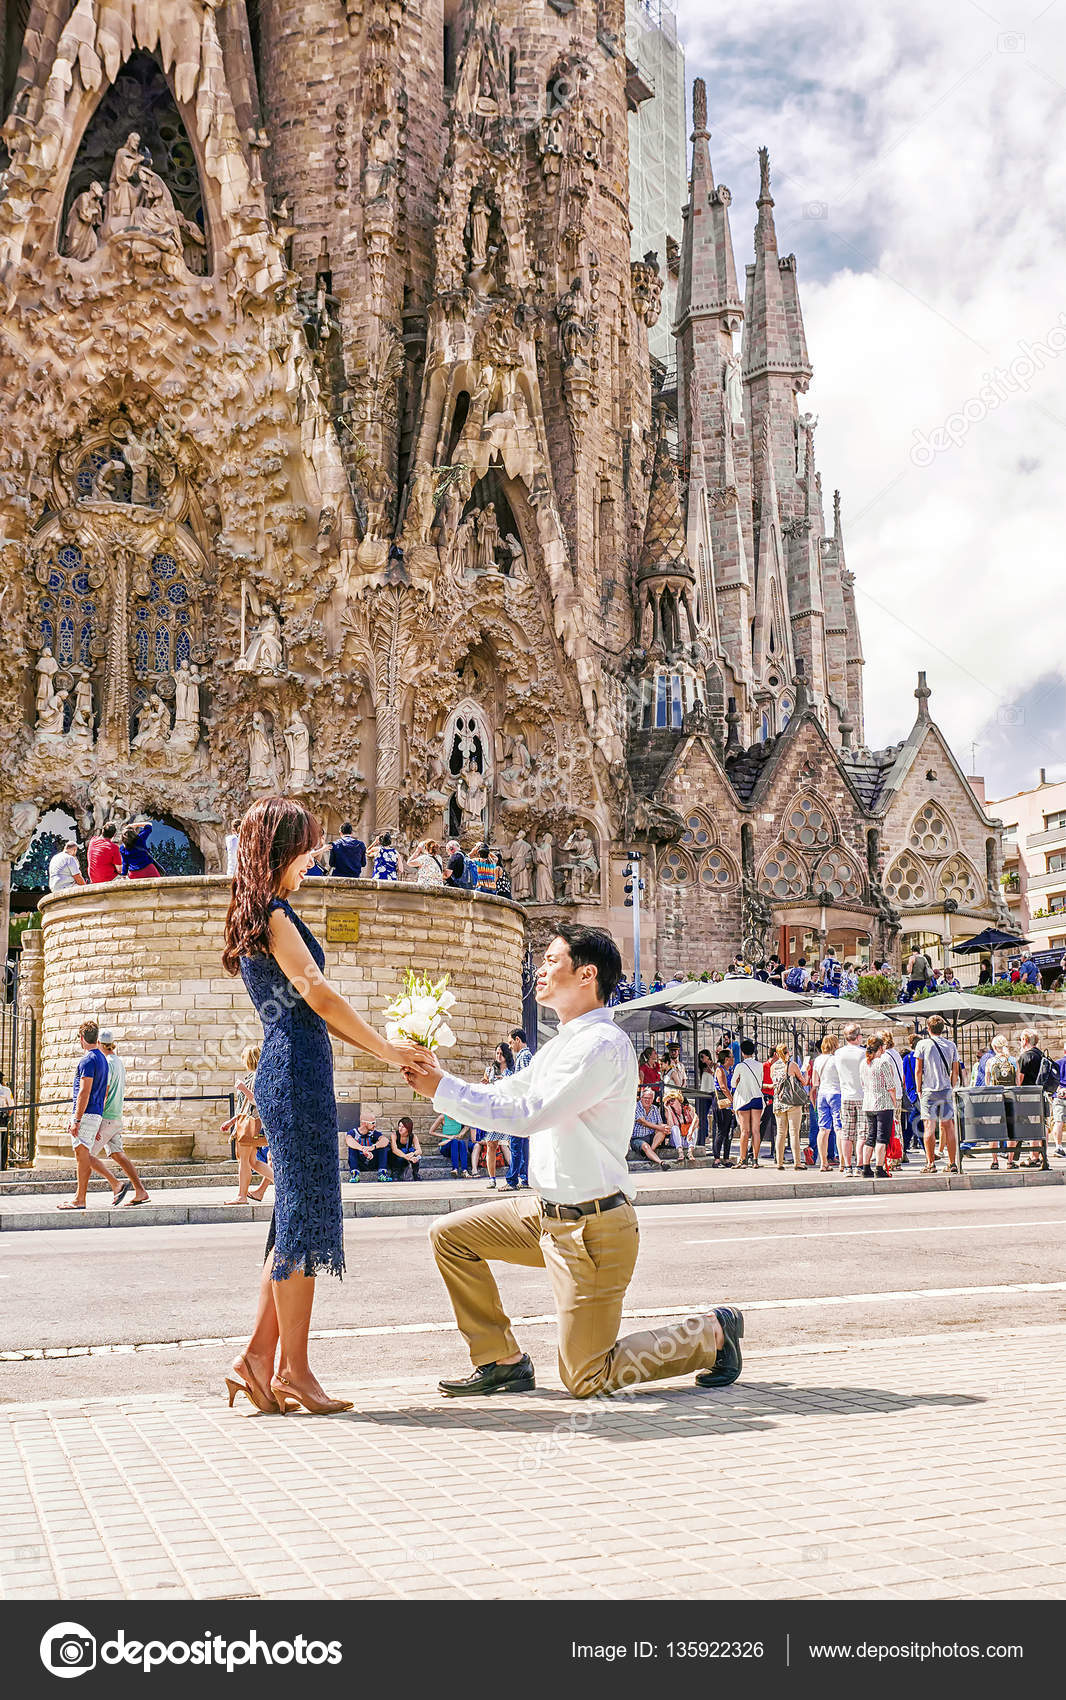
[432,1006,638,1204]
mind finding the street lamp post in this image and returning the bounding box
[623,851,645,994]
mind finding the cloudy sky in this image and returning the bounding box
[672,0,1066,802]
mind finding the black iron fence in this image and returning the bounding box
[0,1092,236,1174]
[0,1001,36,1169]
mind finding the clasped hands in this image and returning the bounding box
[385,1040,442,1098]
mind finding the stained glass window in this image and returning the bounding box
[908,804,953,858]
[886,853,930,907]
[759,847,807,899]
[784,796,833,850]
[659,849,693,885]
[131,552,196,681]
[939,856,980,906]
[699,852,736,887]
[38,544,95,667]
[815,852,864,901]
[681,813,712,849]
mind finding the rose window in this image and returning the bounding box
[784,796,832,850]
[909,804,952,857]
[885,853,929,906]
[759,847,807,899]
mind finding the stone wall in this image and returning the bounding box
[36,877,525,1165]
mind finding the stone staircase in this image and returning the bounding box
[0,1148,478,1195]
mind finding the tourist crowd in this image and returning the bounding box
[626,1022,1064,1176]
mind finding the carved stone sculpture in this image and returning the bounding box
[562,826,600,900]
[534,831,556,904]
[173,660,201,740]
[456,756,489,835]
[475,502,501,571]
[35,647,59,721]
[248,711,279,788]
[284,708,312,790]
[63,181,105,260]
[70,668,94,739]
[507,828,534,903]
[103,132,146,235]
[132,691,170,750]
[36,688,68,738]
[500,532,524,575]
[236,604,285,676]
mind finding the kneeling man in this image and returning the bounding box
[403,924,744,1399]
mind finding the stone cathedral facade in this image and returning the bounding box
[0,1,1008,973]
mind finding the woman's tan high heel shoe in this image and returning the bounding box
[225,1355,281,1413]
[271,1376,353,1416]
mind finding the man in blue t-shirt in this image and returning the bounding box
[329,822,367,879]
[58,1020,135,1211]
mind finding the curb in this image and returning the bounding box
[0,1167,1060,1231]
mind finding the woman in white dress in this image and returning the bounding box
[406,838,445,888]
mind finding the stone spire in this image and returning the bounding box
[751,414,791,682]
[834,491,866,744]
[674,77,743,333]
[914,670,932,722]
[742,147,813,389]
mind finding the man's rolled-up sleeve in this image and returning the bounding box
[432,1039,623,1138]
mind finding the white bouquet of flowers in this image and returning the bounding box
[383,969,457,1052]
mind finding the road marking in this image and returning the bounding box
[4,1281,1066,1362]
[684,1218,1066,1246]
[3,1322,1066,1413]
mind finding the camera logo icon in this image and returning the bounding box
[40,1623,97,1680]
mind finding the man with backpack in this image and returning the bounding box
[785,957,809,993]
[914,1014,960,1173]
[905,947,933,1002]
[444,838,470,888]
[820,947,842,998]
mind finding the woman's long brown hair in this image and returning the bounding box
[222,798,321,976]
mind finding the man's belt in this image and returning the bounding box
[539,1191,628,1221]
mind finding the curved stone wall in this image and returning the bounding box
[36,877,526,1164]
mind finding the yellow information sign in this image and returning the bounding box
[325,910,361,945]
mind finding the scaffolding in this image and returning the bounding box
[625,0,687,364]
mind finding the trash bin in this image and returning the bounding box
[955,1089,1007,1148]
[1005,1086,1047,1165]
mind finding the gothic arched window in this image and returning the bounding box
[658,848,693,885]
[131,552,194,680]
[908,803,954,858]
[699,850,737,888]
[939,855,980,907]
[814,851,864,902]
[784,795,833,850]
[681,812,714,850]
[61,50,208,272]
[886,852,930,907]
[38,543,97,669]
[759,847,807,899]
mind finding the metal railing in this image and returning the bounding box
[0,1092,235,1174]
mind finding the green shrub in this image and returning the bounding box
[856,973,898,1006]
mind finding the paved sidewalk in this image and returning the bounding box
[2,1163,1060,1231]
[1,1323,1064,1601]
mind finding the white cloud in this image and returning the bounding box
[673,0,1066,779]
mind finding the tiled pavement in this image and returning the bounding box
[1,1322,1064,1601]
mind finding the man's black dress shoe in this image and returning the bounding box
[439,1354,536,1397]
[694,1306,744,1389]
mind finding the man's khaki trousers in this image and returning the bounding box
[430,1191,719,1398]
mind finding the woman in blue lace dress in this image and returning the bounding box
[222,798,422,1415]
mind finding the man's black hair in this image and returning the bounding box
[552,923,623,1003]
[740,1037,756,1056]
[342,821,352,833]
[510,1027,527,1044]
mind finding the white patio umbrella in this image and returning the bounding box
[620,978,813,1016]
[885,990,1058,1027]
[800,995,885,1025]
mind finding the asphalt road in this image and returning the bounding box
[2,1187,1063,1408]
